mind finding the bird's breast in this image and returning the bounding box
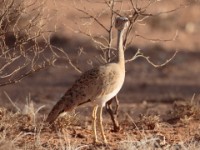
[93,76,124,107]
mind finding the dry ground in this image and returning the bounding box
[1,100,200,149]
[0,0,200,149]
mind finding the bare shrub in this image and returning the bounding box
[137,114,161,130]
[0,0,77,87]
[171,95,200,123]
[0,0,50,86]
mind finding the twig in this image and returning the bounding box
[0,62,53,87]
[4,91,21,112]
[126,49,178,68]
[74,7,109,33]
[135,30,179,43]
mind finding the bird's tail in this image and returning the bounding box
[46,94,76,124]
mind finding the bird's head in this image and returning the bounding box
[115,16,129,31]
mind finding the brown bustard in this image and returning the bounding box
[46,16,129,144]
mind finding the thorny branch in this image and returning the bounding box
[105,0,115,62]
[126,49,178,68]
[72,0,183,66]
[0,0,79,87]
[0,60,55,87]
[140,32,179,42]
[74,7,109,33]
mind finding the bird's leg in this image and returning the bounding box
[106,96,120,132]
[99,106,108,144]
[114,96,119,115]
[92,105,99,143]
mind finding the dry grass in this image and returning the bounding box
[172,95,200,122]
[0,101,82,150]
[1,96,200,150]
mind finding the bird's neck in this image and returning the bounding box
[117,30,125,68]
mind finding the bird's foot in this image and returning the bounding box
[102,137,108,145]
[93,138,99,144]
[103,140,108,145]
[111,125,120,132]
[93,140,108,146]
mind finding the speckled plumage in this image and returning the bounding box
[46,63,125,124]
[46,17,129,144]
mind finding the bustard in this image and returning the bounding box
[46,16,129,144]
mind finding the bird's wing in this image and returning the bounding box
[69,64,122,103]
[46,64,122,124]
